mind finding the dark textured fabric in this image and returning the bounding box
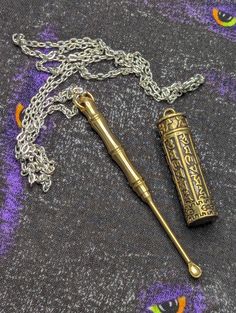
[0,1,235,312]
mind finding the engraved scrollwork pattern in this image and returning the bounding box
[159,112,217,225]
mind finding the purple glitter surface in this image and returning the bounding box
[0,27,57,256]
[205,69,236,102]
[142,1,236,42]
[139,282,206,312]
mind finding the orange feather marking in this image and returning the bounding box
[15,103,25,128]
[177,296,187,313]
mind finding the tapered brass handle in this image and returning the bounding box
[73,91,202,279]
[74,92,151,203]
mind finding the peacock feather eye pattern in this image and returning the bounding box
[212,8,236,27]
[139,282,206,312]
[148,296,186,313]
[142,1,236,41]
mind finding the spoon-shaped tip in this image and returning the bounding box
[188,261,202,279]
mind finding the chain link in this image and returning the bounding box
[12,33,204,192]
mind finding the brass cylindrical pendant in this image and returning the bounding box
[73,93,202,278]
[158,108,218,227]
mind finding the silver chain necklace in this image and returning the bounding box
[12,33,204,192]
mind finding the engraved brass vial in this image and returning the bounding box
[158,109,218,227]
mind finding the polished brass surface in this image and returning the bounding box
[158,108,218,227]
[73,92,202,278]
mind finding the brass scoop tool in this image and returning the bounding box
[73,91,202,279]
